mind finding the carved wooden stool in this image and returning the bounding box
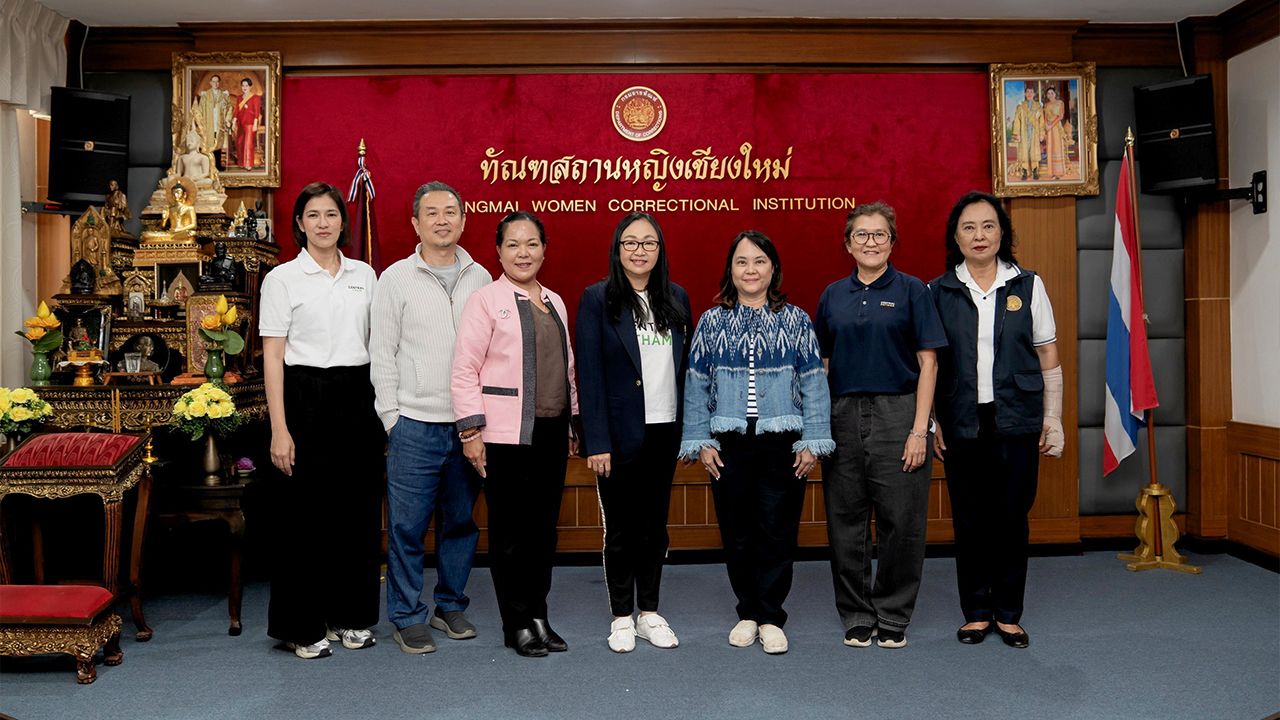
[0,584,123,683]
[0,432,153,640]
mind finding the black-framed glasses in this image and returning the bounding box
[619,240,659,252]
[850,230,891,245]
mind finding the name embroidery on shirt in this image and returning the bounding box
[879,301,896,308]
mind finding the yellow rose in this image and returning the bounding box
[0,399,9,414]
[172,400,187,415]
[222,306,238,327]
[215,295,229,315]
[206,402,226,419]
[24,317,39,328]
[0,387,10,403]
[9,406,32,422]
[24,327,46,341]
[187,400,208,417]
[10,388,35,404]
[201,314,223,331]
[40,315,61,329]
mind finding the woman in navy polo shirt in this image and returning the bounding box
[815,201,947,650]
[929,191,1064,649]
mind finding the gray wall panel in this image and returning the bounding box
[1095,67,1187,161]
[1077,160,1183,250]
[1078,338,1185,427]
[1078,426,1186,514]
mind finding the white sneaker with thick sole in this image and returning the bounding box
[287,638,332,659]
[759,624,788,654]
[325,627,376,649]
[608,616,636,653]
[635,613,679,649]
[728,619,758,647]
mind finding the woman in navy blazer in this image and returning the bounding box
[576,212,691,653]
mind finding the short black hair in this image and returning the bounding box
[715,230,787,312]
[943,191,1016,268]
[291,182,348,249]
[495,211,546,247]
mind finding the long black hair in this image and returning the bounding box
[943,190,1018,269]
[605,212,685,333]
[715,230,787,313]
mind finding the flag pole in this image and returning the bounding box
[358,138,374,263]
[1117,127,1200,574]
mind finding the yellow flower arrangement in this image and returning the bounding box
[171,382,243,439]
[15,301,63,353]
[0,386,54,434]
[198,295,245,356]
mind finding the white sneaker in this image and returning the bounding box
[608,616,636,653]
[287,638,332,659]
[759,624,788,654]
[326,627,376,650]
[728,619,758,647]
[635,613,679,649]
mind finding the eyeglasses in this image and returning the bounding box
[619,240,659,252]
[850,230,891,245]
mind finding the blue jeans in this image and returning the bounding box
[386,418,480,629]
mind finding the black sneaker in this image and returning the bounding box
[876,626,907,649]
[429,608,477,640]
[393,623,437,653]
[843,625,875,647]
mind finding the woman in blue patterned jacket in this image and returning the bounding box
[680,229,834,656]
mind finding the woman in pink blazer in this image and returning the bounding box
[452,211,579,658]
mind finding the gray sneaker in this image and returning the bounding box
[393,623,437,654]
[429,608,477,640]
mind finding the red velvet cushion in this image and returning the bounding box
[2,433,141,469]
[0,585,114,625]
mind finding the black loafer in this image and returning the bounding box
[994,624,1029,649]
[504,627,548,657]
[956,623,992,645]
[530,618,568,652]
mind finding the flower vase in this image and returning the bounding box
[1,434,19,458]
[202,433,223,486]
[204,347,225,382]
[30,351,51,386]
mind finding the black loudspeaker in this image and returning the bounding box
[1133,74,1217,195]
[48,86,131,207]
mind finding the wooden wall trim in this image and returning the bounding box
[1219,0,1280,59]
[82,18,1183,73]
[1225,421,1280,556]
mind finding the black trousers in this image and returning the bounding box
[823,393,932,631]
[267,364,384,645]
[710,422,804,628]
[943,403,1040,625]
[596,422,679,617]
[484,415,569,634]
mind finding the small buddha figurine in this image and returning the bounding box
[230,201,249,238]
[141,183,197,244]
[103,180,131,237]
[70,258,97,294]
[68,317,92,349]
[199,241,236,290]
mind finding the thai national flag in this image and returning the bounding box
[1103,152,1160,476]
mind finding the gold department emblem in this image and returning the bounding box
[1006,295,1023,311]
[612,86,667,142]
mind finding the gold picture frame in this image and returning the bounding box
[173,51,281,188]
[990,62,1098,197]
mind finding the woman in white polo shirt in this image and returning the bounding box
[259,182,383,659]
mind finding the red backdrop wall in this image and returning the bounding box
[278,72,990,322]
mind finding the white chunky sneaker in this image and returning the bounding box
[728,619,758,647]
[287,638,332,659]
[635,613,679,649]
[326,627,376,650]
[759,624,788,654]
[608,616,636,653]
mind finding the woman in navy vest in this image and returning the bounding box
[928,191,1065,649]
[816,202,948,650]
[576,213,691,653]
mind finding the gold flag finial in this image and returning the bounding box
[358,138,367,157]
[1125,127,1135,147]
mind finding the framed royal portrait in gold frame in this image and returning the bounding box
[173,51,281,188]
[990,62,1098,197]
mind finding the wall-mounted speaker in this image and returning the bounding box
[1133,74,1217,195]
[47,86,131,207]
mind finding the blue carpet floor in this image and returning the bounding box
[2,551,1277,720]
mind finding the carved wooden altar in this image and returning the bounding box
[38,380,267,433]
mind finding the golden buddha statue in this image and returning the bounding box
[140,180,198,244]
